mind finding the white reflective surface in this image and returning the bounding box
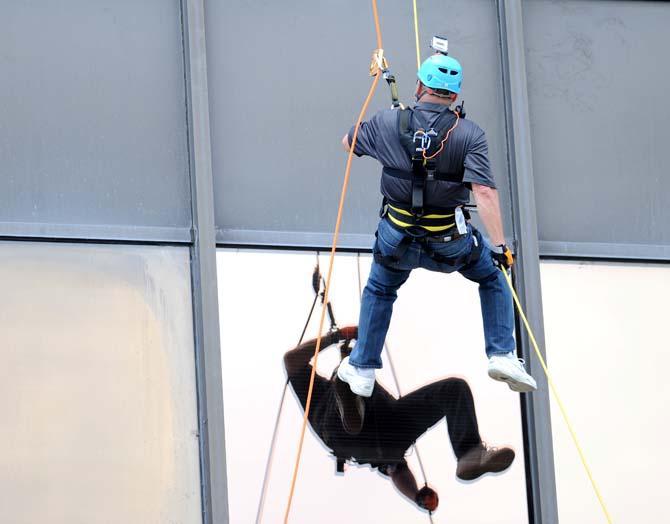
[0,242,202,524]
[218,249,528,523]
[542,260,670,523]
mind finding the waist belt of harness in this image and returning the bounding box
[382,166,464,183]
[373,226,484,269]
[382,202,471,234]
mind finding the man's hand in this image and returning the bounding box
[336,325,358,342]
[415,485,439,512]
[341,133,351,152]
[491,244,514,269]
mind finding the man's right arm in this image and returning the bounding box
[471,184,505,246]
[341,113,381,159]
[341,133,351,152]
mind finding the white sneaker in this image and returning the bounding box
[337,356,375,397]
[488,353,537,392]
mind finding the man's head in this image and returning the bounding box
[415,53,463,104]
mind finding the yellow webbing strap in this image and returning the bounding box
[386,204,455,232]
[500,268,613,523]
[387,213,455,232]
[412,0,421,70]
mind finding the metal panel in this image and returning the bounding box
[524,0,670,253]
[207,0,513,248]
[0,1,191,239]
[181,0,230,522]
[540,240,670,262]
[498,1,558,522]
[0,242,202,524]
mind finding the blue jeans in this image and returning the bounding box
[349,219,515,369]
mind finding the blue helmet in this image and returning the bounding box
[417,54,463,94]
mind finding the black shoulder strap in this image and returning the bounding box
[396,107,429,215]
[410,107,431,132]
[397,108,414,155]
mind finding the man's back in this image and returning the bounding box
[349,102,496,209]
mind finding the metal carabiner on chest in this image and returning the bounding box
[412,129,437,154]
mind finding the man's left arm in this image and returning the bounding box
[283,332,339,376]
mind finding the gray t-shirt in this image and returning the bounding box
[348,102,496,194]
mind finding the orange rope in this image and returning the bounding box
[282,2,384,521]
[423,110,460,161]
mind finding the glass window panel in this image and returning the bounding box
[218,249,528,523]
[0,242,202,524]
[541,260,669,523]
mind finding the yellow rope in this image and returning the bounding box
[500,268,613,523]
[412,0,421,70]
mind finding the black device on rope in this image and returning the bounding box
[315,253,338,332]
[319,278,338,332]
[383,68,402,109]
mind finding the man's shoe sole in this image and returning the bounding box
[457,447,516,481]
[488,369,537,393]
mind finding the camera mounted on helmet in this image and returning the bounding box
[431,35,449,56]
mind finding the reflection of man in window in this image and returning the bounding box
[283,326,515,512]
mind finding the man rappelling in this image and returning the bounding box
[338,41,537,397]
[283,326,516,512]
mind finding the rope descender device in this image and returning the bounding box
[370,48,403,109]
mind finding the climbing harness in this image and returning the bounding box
[397,106,463,215]
[373,102,475,269]
[372,222,484,271]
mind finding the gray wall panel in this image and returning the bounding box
[207,0,513,247]
[0,1,191,235]
[524,0,670,248]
